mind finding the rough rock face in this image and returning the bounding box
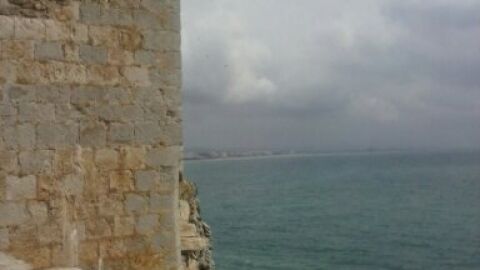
[0,0,71,18]
[0,0,185,269]
[0,252,32,270]
[0,252,81,270]
[179,176,214,270]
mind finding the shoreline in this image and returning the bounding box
[184,148,480,163]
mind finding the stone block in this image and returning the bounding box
[45,20,71,41]
[57,122,80,147]
[5,85,36,103]
[150,69,181,88]
[87,65,121,86]
[102,8,133,26]
[0,16,14,39]
[95,149,119,171]
[71,24,88,43]
[150,193,175,212]
[71,85,98,106]
[1,40,34,60]
[122,66,151,87]
[143,30,180,52]
[96,104,142,123]
[136,214,159,234]
[79,45,107,64]
[37,175,54,200]
[98,194,124,216]
[19,150,54,175]
[28,201,48,224]
[80,121,107,147]
[109,170,134,192]
[0,202,29,226]
[134,50,157,66]
[8,223,38,249]
[122,105,144,122]
[162,122,183,146]
[135,8,180,31]
[5,175,36,200]
[74,198,99,220]
[78,241,99,262]
[36,122,56,149]
[0,228,9,249]
[118,28,143,51]
[63,174,84,196]
[9,245,51,269]
[143,100,166,122]
[123,236,150,254]
[113,216,135,236]
[86,218,112,239]
[96,87,132,105]
[141,0,173,14]
[125,193,148,214]
[119,147,145,170]
[108,48,134,65]
[99,239,128,259]
[35,42,64,61]
[146,146,181,168]
[2,126,16,149]
[18,103,55,123]
[38,222,62,244]
[135,170,158,192]
[135,122,162,145]
[63,43,80,61]
[109,123,134,144]
[151,231,175,252]
[63,63,88,84]
[158,170,177,192]
[36,86,70,104]
[14,61,45,84]
[14,17,46,40]
[53,149,76,176]
[157,51,181,70]
[0,151,18,173]
[88,25,119,47]
[0,103,16,117]
[79,2,102,24]
[133,10,162,30]
[17,124,36,149]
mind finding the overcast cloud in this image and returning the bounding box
[181,0,480,151]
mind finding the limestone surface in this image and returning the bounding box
[0,0,188,269]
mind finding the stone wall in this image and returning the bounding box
[0,0,185,269]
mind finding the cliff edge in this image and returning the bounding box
[179,176,214,270]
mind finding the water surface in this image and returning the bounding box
[185,151,480,270]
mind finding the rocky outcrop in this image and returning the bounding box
[179,176,214,270]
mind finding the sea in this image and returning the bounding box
[184,150,480,270]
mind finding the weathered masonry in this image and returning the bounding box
[0,0,211,269]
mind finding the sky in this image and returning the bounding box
[181,0,480,151]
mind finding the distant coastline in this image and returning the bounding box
[184,149,404,161]
[184,148,479,162]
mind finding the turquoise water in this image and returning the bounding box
[185,151,480,270]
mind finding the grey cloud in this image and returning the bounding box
[181,0,480,150]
